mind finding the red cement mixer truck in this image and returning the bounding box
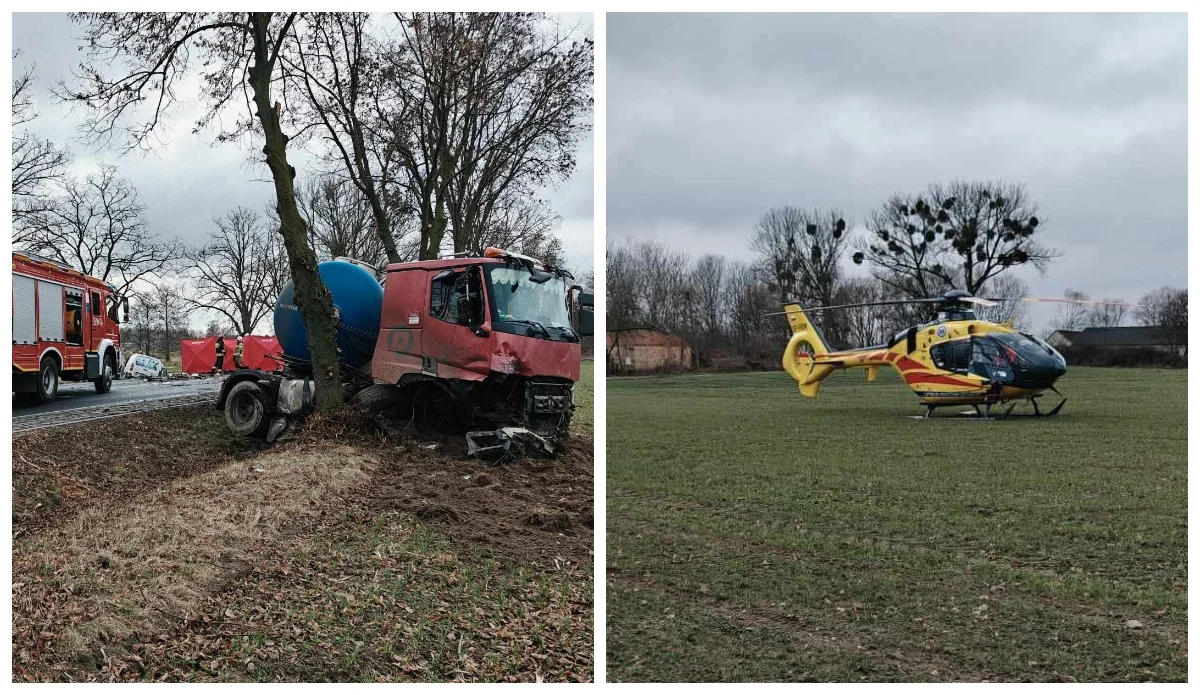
[217,247,594,456]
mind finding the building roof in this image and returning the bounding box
[1051,326,1171,347]
[606,329,689,349]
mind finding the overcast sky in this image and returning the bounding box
[608,13,1187,331]
[13,12,595,282]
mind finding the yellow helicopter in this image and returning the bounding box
[779,290,1136,418]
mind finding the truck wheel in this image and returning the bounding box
[224,381,271,438]
[351,383,406,415]
[94,352,115,394]
[36,356,60,405]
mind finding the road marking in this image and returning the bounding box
[13,393,218,433]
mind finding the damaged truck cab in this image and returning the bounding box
[373,248,590,443]
[218,248,593,455]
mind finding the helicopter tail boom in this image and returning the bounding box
[782,303,896,397]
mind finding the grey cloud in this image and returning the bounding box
[13,12,594,274]
[607,12,1186,329]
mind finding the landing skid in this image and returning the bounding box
[920,387,1066,420]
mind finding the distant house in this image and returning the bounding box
[606,329,692,374]
[1047,326,1184,357]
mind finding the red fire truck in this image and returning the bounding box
[12,251,125,404]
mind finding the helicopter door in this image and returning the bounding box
[968,337,1014,383]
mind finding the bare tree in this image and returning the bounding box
[691,254,727,340]
[605,240,640,335]
[724,262,781,366]
[380,13,593,259]
[481,195,565,265]
[18,165,178,301]
[835,277,896,347]
[186,207,279,335]
[976,275,1031,328]
[297,176,392,269]
[282,13,413,264]
[12,51,71,233]
[63,12,346,408]
[1051,290,1091,332]
[631,240,689,333]
[1087,299,1128,328]
[125,290,156,355]
[754,207,852,347]
[1138,286,1187,358]
[855,180,1057,297]
[754,207,850,306]
[152,280,192,362]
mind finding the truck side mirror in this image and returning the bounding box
[578,292,594,337]
[122,297,130,324]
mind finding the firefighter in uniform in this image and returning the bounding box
[213,336,226,374]
[234,335,245,369]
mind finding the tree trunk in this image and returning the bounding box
[419,196,449,260]
[249,13,343,409]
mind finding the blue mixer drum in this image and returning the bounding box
[273,258,384,369]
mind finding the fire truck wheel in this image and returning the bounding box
[224,380,271,438]
[36,357,60,405]
[94,353,115,394]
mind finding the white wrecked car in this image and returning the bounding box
[123,353,166,379]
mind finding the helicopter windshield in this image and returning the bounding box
[990,332,1063,369]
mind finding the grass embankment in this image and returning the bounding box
[13,364,595,682]
[606,367,1186,682]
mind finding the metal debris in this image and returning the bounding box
[466,427,556,460]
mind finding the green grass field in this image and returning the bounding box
[606,366,1187,682]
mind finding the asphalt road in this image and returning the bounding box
[12,376,225,426]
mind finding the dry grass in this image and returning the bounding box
[13,446,377,673]
[13,377,595,682]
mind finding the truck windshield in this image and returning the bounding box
[486,265,573,339]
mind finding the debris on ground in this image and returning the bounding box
[466,427,556,460]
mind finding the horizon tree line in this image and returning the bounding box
[607,179,1186,370]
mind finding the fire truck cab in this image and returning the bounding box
[12,251,125,404]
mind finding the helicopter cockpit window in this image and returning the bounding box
[971,337,1010,369]
[990,331,1059,368]
[931,338,972,372]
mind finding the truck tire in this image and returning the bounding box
[94,352,115,394]
[351,383,406,414]
[35,356,59,405]
[224,380,271,438]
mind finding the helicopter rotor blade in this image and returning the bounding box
[777,298,943,315]
[796,297,945,314]
[983,296,1144,308]
[763,291,1134,318]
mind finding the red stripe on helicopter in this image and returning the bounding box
[894,356,926,372]
[903,372,979,388]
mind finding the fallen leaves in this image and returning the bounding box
[12,418,594,683]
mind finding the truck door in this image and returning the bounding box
[87,289,103,346]
[422,267,491,380]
